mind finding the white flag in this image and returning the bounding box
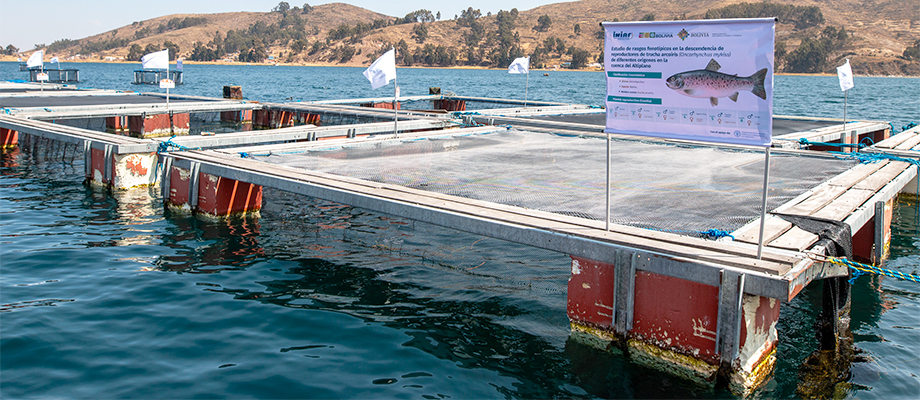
[141,49,169,70]
[50,56,59,64]
[837,59,854,91]
[508,56,529,74]
[363,48,396,90]
[26,51,43,68]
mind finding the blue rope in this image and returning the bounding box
[823,256,920,284]
[830,151,920,167]
[157,135,199,153]
[152,136,197,186]
[901,122,917,132]
[701,229,736,240]
[799,138,864,149]
[451,111,482,117]
[647,227,735,240]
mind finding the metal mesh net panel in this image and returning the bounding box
[335,98,562,112]
[308,110,394,126]
[260,129,858,238]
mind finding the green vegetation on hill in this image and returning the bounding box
[702,2,824,29]
[698,3,845,73]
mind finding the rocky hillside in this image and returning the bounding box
[14,0,920,76]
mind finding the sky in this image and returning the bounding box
[0,0,568,52]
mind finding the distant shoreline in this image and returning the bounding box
[2,56,917,77]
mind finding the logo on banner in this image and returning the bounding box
[678,29,689,40]
[638,32,674,39]
[609,31,633,40]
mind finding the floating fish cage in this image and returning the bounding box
[18,63,34,71]
[250,128,858,237]
[29,69,80,83]
[133,70,183,85]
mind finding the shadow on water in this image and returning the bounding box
[125,186,740,398]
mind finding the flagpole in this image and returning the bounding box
[842,89,848,151]
[393,47,398,139]
[394,77,398,139]
[166,49,170,110]
[524,70,529,107]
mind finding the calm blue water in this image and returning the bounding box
[1,62,918,399]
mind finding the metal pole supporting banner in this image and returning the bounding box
[606,131,611,231]
[756,147,772,259]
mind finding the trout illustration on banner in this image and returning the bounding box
[665,59,767,106]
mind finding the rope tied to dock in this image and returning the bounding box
[798,138,865,149]
[157,136,199,153]
[830,151,920,168]
[808,254,920,284]
[645,227,735,240]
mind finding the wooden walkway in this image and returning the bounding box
[733,159,915,251]
[873,125,920,153]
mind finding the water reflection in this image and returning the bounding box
[148,188,739,398]
[154,211,265,272]
[3,132,917,398]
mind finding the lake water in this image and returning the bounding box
[1,62,918,399]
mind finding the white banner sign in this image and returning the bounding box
[159,79,175,89]
[603,18,774,147]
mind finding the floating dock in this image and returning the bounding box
[0,81,915,395]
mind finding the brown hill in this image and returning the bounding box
[23,0,920,76]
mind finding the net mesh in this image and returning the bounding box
[256,129,857,238]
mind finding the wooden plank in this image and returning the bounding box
[767,227,820,252]
[895,134,920,151]
[173,151,797,274]
[853,161,912,191]
[876,131,919,149]
[734,216,792,245]
[812,188,875,220]
[783,185,849,215]
[826,161,888,188]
